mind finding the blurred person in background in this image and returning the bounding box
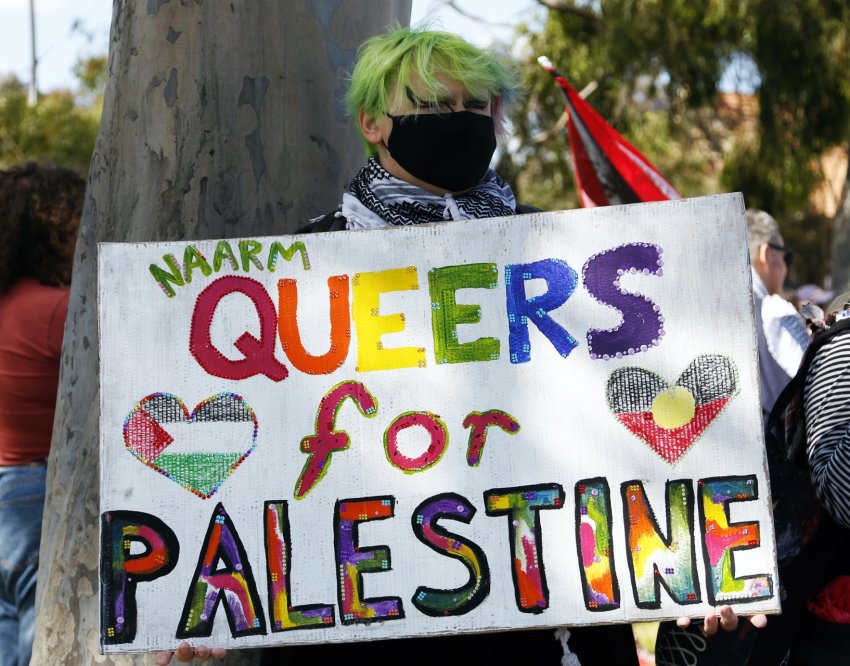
[797,283,835,333]
[0,163,84,666]
[746,209,809,420]
[796,283,834,312]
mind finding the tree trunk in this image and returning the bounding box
[32,2,410,663]
[832,144,850,293]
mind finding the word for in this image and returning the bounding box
[100,476,772,645]
[150,239,311,298]
[187,242,666,382]
[294,380,519,498]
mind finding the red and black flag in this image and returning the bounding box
[538,56,680,207]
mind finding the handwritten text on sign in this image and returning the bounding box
[98,194,779,653]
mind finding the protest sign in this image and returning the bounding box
[98,193,780,653]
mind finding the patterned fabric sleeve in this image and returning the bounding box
[804,330,850,528]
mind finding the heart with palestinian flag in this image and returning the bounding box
[123,392,258,498]
[605,355,739,464]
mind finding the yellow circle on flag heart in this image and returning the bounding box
[651,386,696,430]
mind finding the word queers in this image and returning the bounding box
[151,240,669,381]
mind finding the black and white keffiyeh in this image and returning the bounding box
[340,157,517,230]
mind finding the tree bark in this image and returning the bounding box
[32,2,410,663]
[831,144,850,293]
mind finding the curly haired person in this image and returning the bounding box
[0,163,84,666]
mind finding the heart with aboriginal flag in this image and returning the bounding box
[605,355,739,464]
[123,392,258,499]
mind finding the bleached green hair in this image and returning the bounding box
[346,25,522,155]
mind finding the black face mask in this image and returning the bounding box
[385,111,497,193]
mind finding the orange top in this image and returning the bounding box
[0,278,68,464]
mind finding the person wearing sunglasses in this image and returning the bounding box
[746,208,809,420]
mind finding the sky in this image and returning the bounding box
[0,1,754,96]
[0,0,540,93]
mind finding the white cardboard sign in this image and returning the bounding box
[98,193,780,653]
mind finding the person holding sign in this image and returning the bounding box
[156,25,762,666]
[297,24,758,666]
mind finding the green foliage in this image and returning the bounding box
[507,2,741,212]
[702,0,850,224]
[0,55,106,175]
[73,55,108,94]
[507,0,850,284]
